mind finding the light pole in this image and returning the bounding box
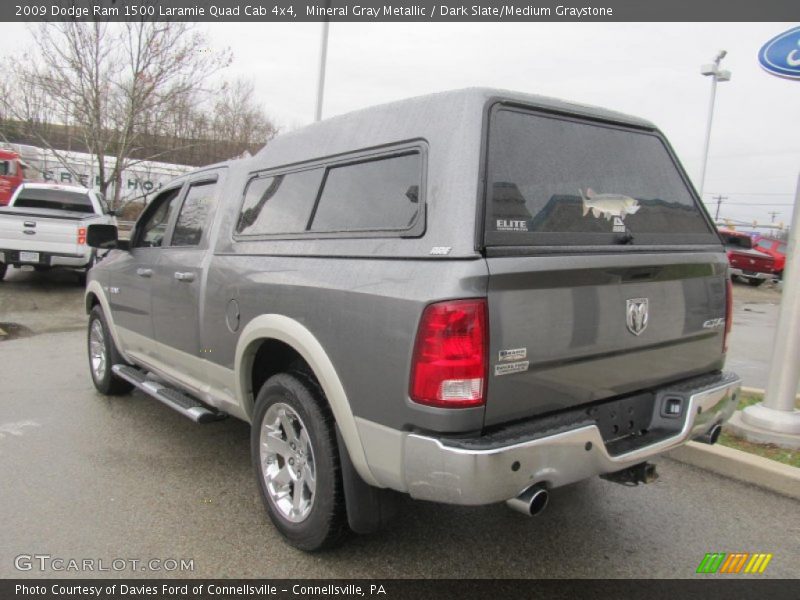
[314,6,331,122]
[698,50,731,199]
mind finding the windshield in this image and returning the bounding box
[484,108,717,246]
[14,188,94,213]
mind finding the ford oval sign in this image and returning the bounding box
[759,26,800,80]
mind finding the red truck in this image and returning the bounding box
[0,149,26,206]
[753,236,787,278]
[719,229,776,286]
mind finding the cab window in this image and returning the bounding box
[171,181,218,247]
[134,188,182,248]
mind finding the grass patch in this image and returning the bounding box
[719,432,800,469]
[718,390,800,469]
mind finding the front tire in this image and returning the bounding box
[0,262,6,281]
[88,305,133,395]
[252,373,348,551]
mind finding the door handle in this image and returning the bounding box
[136,268,153,278]
[174,271,195,282]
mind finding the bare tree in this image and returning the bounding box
[18,22,232,206]
[212,79,278,149]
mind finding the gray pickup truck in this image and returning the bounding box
[84,88,741,551]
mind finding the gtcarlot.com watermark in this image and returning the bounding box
[14,554,195,573]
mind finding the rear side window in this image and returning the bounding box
[485,109,717,246]
[234,150,423,237]
[14,188,94,213]
[236,168,323,235]
[171,181,217,246]
[310,154,421,232]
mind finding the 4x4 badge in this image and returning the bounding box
[626,298,649,336]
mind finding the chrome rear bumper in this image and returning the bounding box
[402,372,740,505]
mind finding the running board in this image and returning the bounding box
[112,365,227,423]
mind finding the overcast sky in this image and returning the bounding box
[1,22,797,229]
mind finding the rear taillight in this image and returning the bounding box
[77,227,87,245]
[723,278,733,353]
[410,299,488,408]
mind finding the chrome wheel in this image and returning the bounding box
[89,319,107,382]
[259,402,316,523]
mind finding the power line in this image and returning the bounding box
[704,192,793,196]
[709,202,794,206]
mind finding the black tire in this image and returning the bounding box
[87,305,133,395]
[747,279,764,287]
[0,262,6,281]
[251,372,348,551]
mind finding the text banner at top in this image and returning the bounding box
[3,0,798,22]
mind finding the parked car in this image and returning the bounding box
[0,148,27,206]
[83,88,741,551]
[0,182,115,283]
[718,229,776,286]
[753,235,787,278]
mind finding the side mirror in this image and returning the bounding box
[87,224,127,250]
[107,209,117,217]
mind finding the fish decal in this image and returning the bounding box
[579,188,640,220]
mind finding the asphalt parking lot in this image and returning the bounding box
[1,268,798,578]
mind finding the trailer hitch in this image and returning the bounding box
[600,462,659,486]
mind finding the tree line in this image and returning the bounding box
[0,22,278,206]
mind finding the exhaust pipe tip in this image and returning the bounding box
[697,423,723,445]
[506,484,549,517]
[708,424,722,445]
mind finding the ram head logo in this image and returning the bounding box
[626,298,649,336]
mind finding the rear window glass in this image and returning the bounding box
[485,109,716,246]
[237,169,323,236]
[720,232,752,249]
[14,188,94,213]
[309,153,421,232]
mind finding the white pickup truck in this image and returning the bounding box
[0,182,116,283]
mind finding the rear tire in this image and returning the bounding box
[0,262,6,281]
[252,373,348,551]
[747,279,764,287]
[88,305,133,395]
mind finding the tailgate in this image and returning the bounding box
[729,248,774,273]
[484,253,728,425]
[0,213,85,255]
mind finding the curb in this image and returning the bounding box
[667,441,800,501]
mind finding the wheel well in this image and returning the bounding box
[250,338,316,409]
[85,292,100,314]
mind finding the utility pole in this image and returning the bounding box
[769,211,780,223]
[699,51,731,198]
[712,194,727,220]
